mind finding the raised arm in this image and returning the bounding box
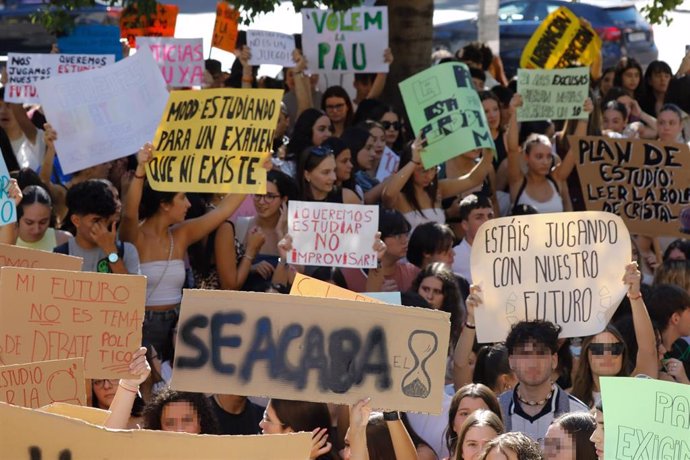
[381,136,422,208]
[119,144,150,245]
[552,97,593,182]
[347,398,371,460]
[292,50,314,120]
[506,93,524,194]
[103,347,150,429]
[237,45,254,89]
[453,284,480,390]
[384,413,417,460]
[366,49,394,100]
[625,262,659,379]
[0,179,22,245]
[438,148,492,198]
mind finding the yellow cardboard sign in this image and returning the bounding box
[290,272,383,303]
[0,358,85,408]
[0,402,313,459]
[520,7,601,69]
[0,243,83,271]
[146,88,282,193]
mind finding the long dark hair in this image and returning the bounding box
[613,57,643,96]
[270,399,338,460]
[472,344,511,393]
[296,145,335,201]
[321,85,354,127]
[399,141,438,216]
[17,185,57,227]
[289,108,328,158]
[142,389,220,434]
[552,412,598,460]
[140,181,176,219]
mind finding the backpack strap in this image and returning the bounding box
[53,242,69,255]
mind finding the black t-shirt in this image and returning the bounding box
[208,396,264,436]
[665,338,690,380]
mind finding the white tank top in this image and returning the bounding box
[516,179,563,214]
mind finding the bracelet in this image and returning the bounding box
[464,321,476,329]
[382,411,400,421]
[411,160,421,165]
[118,380,139,393]
[134,172,146,179]
[278,257,289,267]
[243,254,255,262]
[627,292,642,300]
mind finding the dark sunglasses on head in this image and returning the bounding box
[309,145,334,157]
[381,120,402,131]
[589,342,624,356]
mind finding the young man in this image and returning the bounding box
[648,284,690,380]
[499,320,588,442]
[452,194,494,283]
[54,179,139,274]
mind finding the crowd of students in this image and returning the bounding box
[1,31,690,460]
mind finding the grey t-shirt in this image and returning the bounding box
[64,237,141,274]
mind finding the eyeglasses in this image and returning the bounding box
[325,103,346,111]
[381,121,402,131]
[93,379,118,388]
[252,193,281,203]
[589,343,624,356]
[309,145,334,157]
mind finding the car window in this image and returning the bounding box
[606,7,641,25]
[498,2,530,21]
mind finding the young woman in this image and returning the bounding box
[478,432,543,460]
[445,384,502,458]
[321,86,354,137]
[297,145,360,204]
[656,103,686,144]
[472,344,516,396]
[372,105,406,153]
[544,412,597,460]
[639,60,675,117]
[589,402,605,459]
[613,57,643,99]
[285,108,334,178]
[142,389,220,434]
[596,67,615,100]
[322,137,356,197]
[15,185,71,251]
[455,410,504,460]
[353,121,389,204]
[340,126,378,203]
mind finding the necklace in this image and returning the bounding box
[517,385,555,407]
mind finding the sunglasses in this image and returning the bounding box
[309,145,334,157]
[381,121,402,131]
[589,343,624,356]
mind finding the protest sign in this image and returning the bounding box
[470,211,631,343]
[57,25,123,61]
[288,201,379,269]
[39,402,109,425]
[399,62,495,169]
[600,377,690,459]
[0,358,85,408]
[35,47,168,175]
[302,7,389,73]
[138,37,204,87]
[365,292,402,304]
[247,30,296,67]
[0,157,16,226]
[574,136,690,238]
[0,267,146,378]
[5,53,115,104]
[517,67,589,122]
[212,2,240,53]
[520,6,602,70]
[120,3,178,48]
[0,402,313,459]
[291,272,383,303]
[147,88,282,193]
[375,146,400,182]
[0,244,82,271]
[171,290,450,414]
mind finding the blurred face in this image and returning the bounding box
[657,110,683,142]
[381,112,401,146]
[418,276,444,308]
[621,67,640,92]
[312,115,333,146]
[462,207,494,243]
[599,71,615,97]
[482,98,501,132]
[356,136,376,170]
[544,423,576,460]
[92,379,118,409]
[453,397,490,435]
[412,164,438,188]
[259,402,290,435]
[18,202,51,242]
[587,331,624,377]
[383,231,409,259]
[462,426,500,460]
[335,149,353,182]
[370,126,386,161]
[603,108,627,133]
[509,341,557,387]
[161,401,201,434]
[305,155,337,197]
[72,213,114,247]
[590,410,604,459]
[324,96,348,123]
[525,143,553,176]
[649,70,671,94]
[253,181,283,218]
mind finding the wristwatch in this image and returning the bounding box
[107,252,119,264]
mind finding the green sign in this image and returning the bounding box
[399,62,495,168]
[601,377,690,459]
[517,67,590,122]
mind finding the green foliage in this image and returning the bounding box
[639,0,683,26]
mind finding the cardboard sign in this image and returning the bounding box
[0,157,16,225]
[171,290,450,414]
[365,292,402,305]
[137,37,205,87]
[247,30,296,67]
[0,358,85,408]
[0,402,313,460]
[146,88,282,193]
[212,2,240,53]
[0,244,83,271]
[290,272,383,303]
[288,201,379,269]
[5,53,115,104]
[39,402,109,425]
[375,146,400,182]
[517,67,589,122]
[57,25,123,61]
[399,62,495,169]
[600,377,690,459]
[35,47,168,175]
[470,211,631,343]
[120,3,179,48]
[302,7,389,73]
[0,267,146,378]
[574,136,690,238]
[520,6,602,70]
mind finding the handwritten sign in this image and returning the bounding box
[0,267,146,378]
[120,3,178,48]
[288,201,379,269]
[0,402,313,460]
[290,273,383,303]
[0,358,85,408]
[399,62,495,169]
[5,53,115,104]
[376,146,400,182]
[147,88,282,193]
[0,157,16,226]
[574,136,690,238]
[302,7,389,73]
[138,37,204,88]
[171,290,450,414]
[247,30,296,67]
[57,25,123,61]
[212,2,240,53]
[0,244,82,271]
[520,6,602,70]
[470,211,631,343]
[35,47,168,175]
[601,377,690,459]
[517,67,589,122]
[39,402,108,425]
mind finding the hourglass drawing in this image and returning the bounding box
[401,330,438,398]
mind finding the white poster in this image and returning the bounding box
[301,6,389,74]
[137,37,204,88]
[376,146,399,181]
[35,47,168,174]
[247,30,296,67]
[288,201,379,268]
[470,211,631,343]
[0,156,16,225]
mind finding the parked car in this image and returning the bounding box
[434,0,658,78]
